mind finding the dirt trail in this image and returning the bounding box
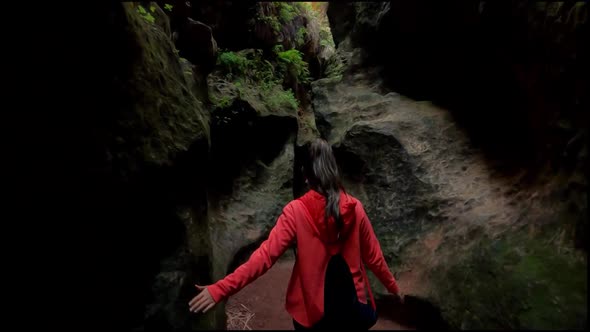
[226,259,413,330]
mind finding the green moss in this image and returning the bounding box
[121,3,209,166]
[515,244,586,329]
[433,229,587,329]
[136,4,156,23]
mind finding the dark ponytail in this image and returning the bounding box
[302,139,344,230]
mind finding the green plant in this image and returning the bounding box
[137,5,156,23]
[164,3,173,12]
[217,51,250,75]
[319,27,335,48]
[218,50,278,83]
[211,46,303,114]
[272,44,284,54]
[277,49,303,63]
[324,53,345,79]
[257,2,304,34]
[267,88,299,110]
[212,95,233,109]
[296,27,307,47]
[251,59,276,83]
[259,15,282,34]
[276,48,311,83]
[277,2,299,23]
[234,80,246,98]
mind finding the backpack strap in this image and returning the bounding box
[360,262,377,310]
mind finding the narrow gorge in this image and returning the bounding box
[36,1,587,330]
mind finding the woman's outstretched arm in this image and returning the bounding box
[358,202,400,295]
[189,202,297,312]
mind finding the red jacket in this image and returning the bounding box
[207,190,400,327]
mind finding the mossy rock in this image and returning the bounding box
[432,227,587,329]
[253,2,320,57]
[208,49,300,119]
[117,3,216,330]
[116,3,210,172]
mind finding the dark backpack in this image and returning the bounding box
[324,254,358,318]
[322,253,378,329]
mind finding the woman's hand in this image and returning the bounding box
[189,285,216,313]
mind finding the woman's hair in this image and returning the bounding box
[302,138,345,229]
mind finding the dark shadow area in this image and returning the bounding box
[293,143,310,199]
[333,147,367,183]
[27,2,215,329]
[80,139,211,330]
[374,1,537,173]
[161,0,258,51]
[226,236,268,275]
[143,254,210,332]
[209,99,297,197]
[328,0,588,175]
[376,294,449,330]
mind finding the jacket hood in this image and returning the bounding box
[297,189,357,244]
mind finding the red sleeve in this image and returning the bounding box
[207,202,297,303]
[358,202,400,295]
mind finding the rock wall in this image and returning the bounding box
[33,1,219,329]
[149,1,321,329]
[328,1,588,171]
[321,1,587,329]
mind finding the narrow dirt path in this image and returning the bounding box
[226,259,413,330]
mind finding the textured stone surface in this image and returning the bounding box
[312,68,587,328]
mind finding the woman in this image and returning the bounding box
[188,138,402,330]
